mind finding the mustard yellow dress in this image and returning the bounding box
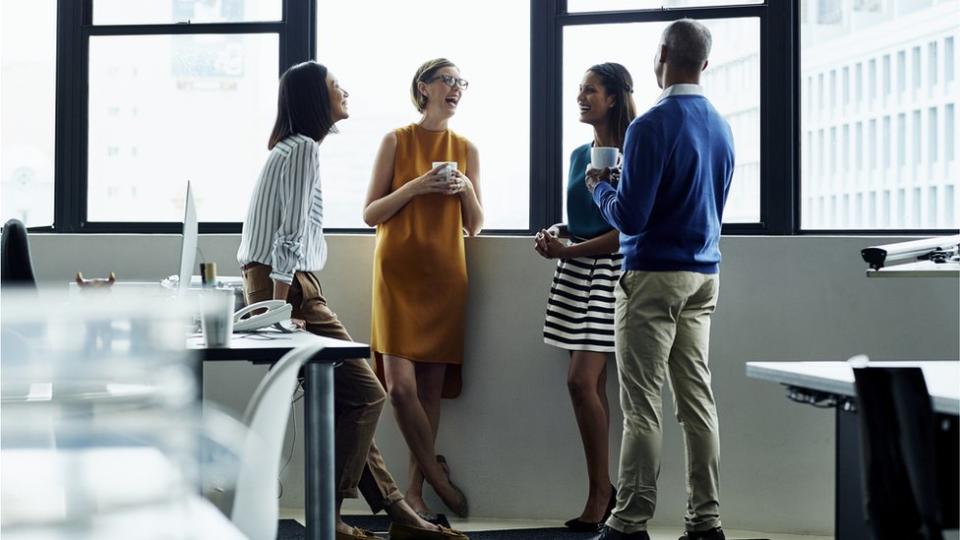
[371,124,470,398]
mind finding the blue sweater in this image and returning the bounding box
[592,92,734,274]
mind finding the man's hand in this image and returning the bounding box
[585,165,617,194]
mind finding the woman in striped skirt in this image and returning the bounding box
[534,62,637,533]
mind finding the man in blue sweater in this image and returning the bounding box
[587,19,734,540]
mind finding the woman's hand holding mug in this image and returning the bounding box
[409,164,454,196]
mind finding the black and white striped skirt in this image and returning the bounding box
[542,249,623,352]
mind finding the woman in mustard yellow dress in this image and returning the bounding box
[362,58,483,521]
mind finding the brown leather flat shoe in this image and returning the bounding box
[388,523,469,540]
[335,527,384,540]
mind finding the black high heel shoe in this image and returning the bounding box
[563,485,617,532]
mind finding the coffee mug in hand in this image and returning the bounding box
[201,289,235,347]
[590,147,621,170]
[431,161,457,181]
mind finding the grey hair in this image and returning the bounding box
[661,18,712,73]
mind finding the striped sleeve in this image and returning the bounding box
[269,139,318,284]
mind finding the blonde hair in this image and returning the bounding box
[410,58,457,112]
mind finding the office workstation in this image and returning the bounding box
[2,1,959,540]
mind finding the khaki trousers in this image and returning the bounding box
[242,263,403,511]
[607,270,721,534]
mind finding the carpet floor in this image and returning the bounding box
[278,518,600,539]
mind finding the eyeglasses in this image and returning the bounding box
[427,74,469,90]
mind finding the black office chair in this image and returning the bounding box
[1,218,37,289]
[852,366,957,540]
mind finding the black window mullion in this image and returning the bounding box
[559,4,765,25]
[86,22,284,36]
[530,0,565,232]
[282,0,315,73]
[53,0,89,233]
[761,0,797,234]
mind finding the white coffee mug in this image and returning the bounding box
[590,147,621,170]
[432,161,457,181]
[201,289,235,348]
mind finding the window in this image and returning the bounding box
[882,116,891,169]
[855,62,862,102]
[929,108,938,164]
[946,37,955,83]
[830,127,837,174]
[911,110,921,166]
[912,46,921,91]
[897,113,906,167]
[882,54,891,96]
[316,0,529,230]
[929,42,938,87]
[897,50,906,94]
[946,186,955,226]
[562,17,760,224]
[800,0,959,229]
[818,73,825,110]
[40,1,944,235]
[928,186,938,227]
[947,104,955,162]
[842,66,850,106]
[51,0,303,232]
[87,34,279,222]
[842,124,849,172]
[1,0,56,227]
[830,69,837,109]
[855,121,863,171]
[882,190,890,225]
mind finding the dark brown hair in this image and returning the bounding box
[268,61,337,149]
[587,62,638,150]
[410,58,457,113]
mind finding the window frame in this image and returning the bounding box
[39,0,957,235]
[532,0,796,235]
[50,0,313,234]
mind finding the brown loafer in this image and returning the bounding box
[335,527,384,540]
[388,523,469,540]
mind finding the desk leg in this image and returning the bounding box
[836,406,869,540]
[305,362,335,540]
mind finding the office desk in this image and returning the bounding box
[1,447,245,540]
[746,361,960,540]
[188,329,370,540]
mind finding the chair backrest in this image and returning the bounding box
[229,343,324,540]
[852,366,943,540]
[1,219,37,289]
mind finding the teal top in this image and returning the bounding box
[567,143,614,240]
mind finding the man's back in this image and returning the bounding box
[594,86,735,274]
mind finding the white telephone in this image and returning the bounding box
[233,300,293,332]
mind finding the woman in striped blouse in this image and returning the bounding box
[238,61,467,540]
[533,63,637,533]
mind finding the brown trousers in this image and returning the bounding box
[241,263,402,511]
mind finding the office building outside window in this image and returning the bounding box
[801,0,959,230]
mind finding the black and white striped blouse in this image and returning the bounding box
[237,133,327,284]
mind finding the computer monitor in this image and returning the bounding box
[177,182,198,294]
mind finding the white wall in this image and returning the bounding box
[26,234,960,535]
